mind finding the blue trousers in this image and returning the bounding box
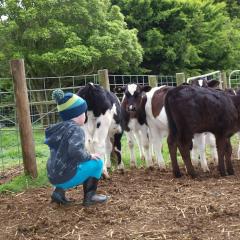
[54,159,103,190]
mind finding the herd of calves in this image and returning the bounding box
[76,79,240,179]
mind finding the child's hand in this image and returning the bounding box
[91,153,101,160]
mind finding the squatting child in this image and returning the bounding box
[45,89,108,206]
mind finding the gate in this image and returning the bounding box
[228,70,240,89]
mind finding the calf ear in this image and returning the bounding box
[207,80,220,88]
[141,85,152,92]
[114,86,126,93]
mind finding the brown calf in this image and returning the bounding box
[165,85,240,178]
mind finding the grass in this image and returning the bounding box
[0,126,239,193]
[0,128,50,193]
[0,160,49,193]
[0,126,173,193]
[0,128,171,193]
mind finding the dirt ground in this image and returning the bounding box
[1,164,240,240]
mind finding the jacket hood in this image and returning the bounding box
[45,121,73,148]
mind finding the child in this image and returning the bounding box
[45,89,108,206]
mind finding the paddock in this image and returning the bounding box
[1,166,240,240]
[2,68,240,239]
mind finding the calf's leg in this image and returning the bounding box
[125,131,137,168]
[225,138,234,175]
[139,126,153,168]
[149,127,166,170]
[167,134,182,178]
[178,141,197,178]
[113,132,124,170]
[215,136,226,176]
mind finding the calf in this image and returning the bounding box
[189,79,220,172]
[145,86,173,169]
[115,84,153,168]
[116,84,172,169]
[77,83,124,179]
[165,85,240,178]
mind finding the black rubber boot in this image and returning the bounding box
[51,188,74,205]
[82,177,108,207]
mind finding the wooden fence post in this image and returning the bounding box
[10,59,38,178]
[221,71,228,89]
[148,75,158,88]
[98,69,110,91]
[176,72,185,86]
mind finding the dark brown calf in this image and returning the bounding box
[165,85,240,178]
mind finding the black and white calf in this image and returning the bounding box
[77,83,124,178]
[115,84,153,168]
[145,85,172,169]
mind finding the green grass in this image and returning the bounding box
[1,127,239,193]
[0,128,50,193]
[0,160,49,193]
[0,127,172,193]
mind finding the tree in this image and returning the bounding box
[214,0,240,18]
[0,0,143,77]
[112,0,240,75]
[0,0,144,126]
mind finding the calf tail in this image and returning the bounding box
[164,92,177,137]
[113,132,123,165]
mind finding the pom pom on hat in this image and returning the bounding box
[52,88,87,121]
[52,89,65,103]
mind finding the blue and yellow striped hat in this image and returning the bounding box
[52,89,87,121]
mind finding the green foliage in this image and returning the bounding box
[112,0,240,75]
[214,0,240,19]
[0,0,143,77]
[1,0,240,77]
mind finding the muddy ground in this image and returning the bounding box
[1,163,240,240]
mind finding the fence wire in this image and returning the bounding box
[0,78,22,179]
[2,72,240,180]
[0,74,99,178]
[109,75,176,100]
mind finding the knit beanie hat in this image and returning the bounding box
[52,89,87,121]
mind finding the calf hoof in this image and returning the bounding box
[219,171,227,177]
[158,165,166,171]
[202,168,210,173]
[130,164,137,169]
[174,171,182,178]
[189,172,198,179]
[145,166,154,173]
[117,168,125,175]
[102,172,111,180]
[147,166,154,171]
[227,168,234,175]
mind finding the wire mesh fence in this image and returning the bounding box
[27,74,99,128]
[109,74,176,100]
[0,74,99,179]
[2,71,240,180]
[0,78,23,179]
